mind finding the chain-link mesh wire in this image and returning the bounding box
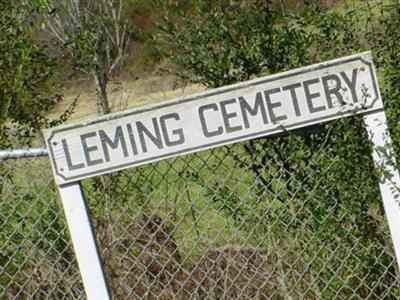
[75,117,400,299]
[0,154,84,299]
[1,118,400,299]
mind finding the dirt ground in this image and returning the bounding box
[49,75,204,123]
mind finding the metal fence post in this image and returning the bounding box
[58,182,111,300]
[364,111,400,272]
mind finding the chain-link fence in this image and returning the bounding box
[1,117,399,299]
[0,151,84,299]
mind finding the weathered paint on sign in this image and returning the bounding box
[44,52,383,185]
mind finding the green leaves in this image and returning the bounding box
[159,1,311,88]
[0,1,62,147]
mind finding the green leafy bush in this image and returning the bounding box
[0,1,63,148]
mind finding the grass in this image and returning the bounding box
[2,133,400,298]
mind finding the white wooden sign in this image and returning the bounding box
[43,51,400,300]
[44,52,382,185]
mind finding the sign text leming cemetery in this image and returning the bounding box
[44,52,382,185]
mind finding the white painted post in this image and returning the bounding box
[58,183,111,300]
[364,111,400,272]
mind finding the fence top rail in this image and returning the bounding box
[0,148,48,160]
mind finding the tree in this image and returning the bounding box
[158,0,311,87]
[0,0,65,148]
[43,0,132,115]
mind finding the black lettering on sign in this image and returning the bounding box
[99,126,129,162]
[126,123,139,155]
[282,83,302,117]
[322,74,344,107]
[220,99,242,133]
[264,88,286,123]
[199,104,223,138]
[137,118,163,153]
[239,92,268,129]
[340,68,358,103]
[81,132,103,166]
[160,113,185,146]
[44,53,382,186]
[303,78,325,113]
[62,139,84,170]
